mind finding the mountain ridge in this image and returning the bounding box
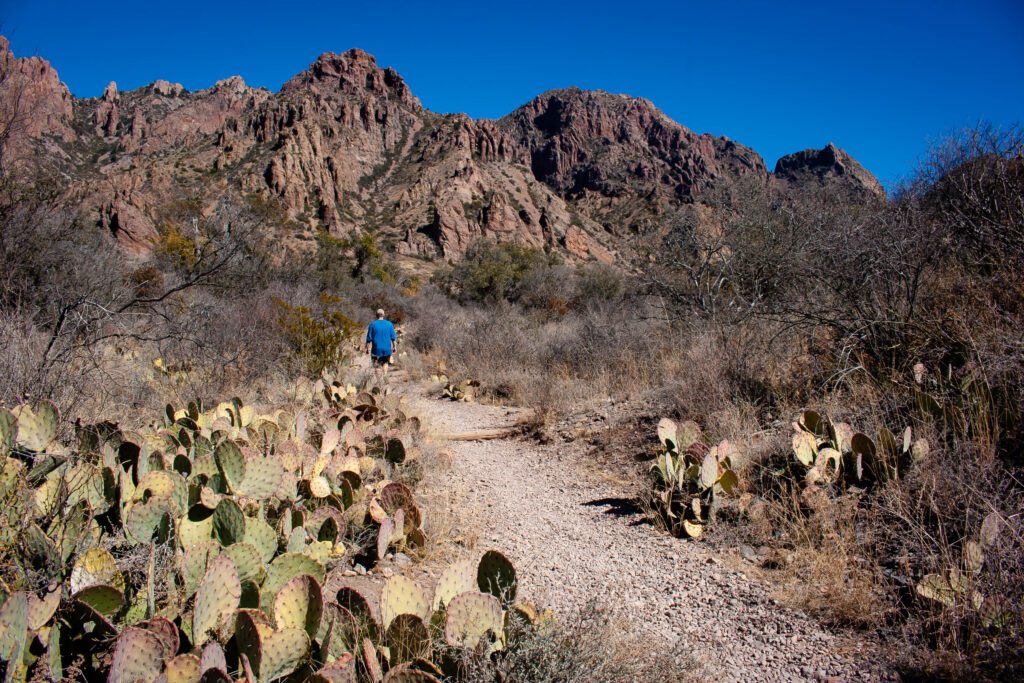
[0,39,884,263]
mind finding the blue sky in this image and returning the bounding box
[3,0,1022,187]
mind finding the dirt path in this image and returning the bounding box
[402,379,887,683]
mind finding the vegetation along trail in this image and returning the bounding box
[401,379,890,683]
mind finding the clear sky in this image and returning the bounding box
[2,0,1022,187]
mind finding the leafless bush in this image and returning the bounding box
[455,603,704,683]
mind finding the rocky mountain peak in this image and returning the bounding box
[774,143,885,198]
[281,48,419,108]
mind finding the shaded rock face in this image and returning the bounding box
[0,38,883,264]
[774,143,885,199]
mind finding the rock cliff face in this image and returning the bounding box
[0,39,883,263]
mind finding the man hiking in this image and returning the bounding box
[365,308,397,382]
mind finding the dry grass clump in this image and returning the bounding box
[455,603,705,683]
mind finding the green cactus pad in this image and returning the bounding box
[164,654,201,683]
[125,498,172,544]
[70,547,125,593]
[0,591,28,667]
[699,451,718,489]
[212,497,245,546]
[261,552,325,612]
[432,559,476,611]
[194,554,241,647]
[214,440,245,491]
[109,626,166,683]
[136,470,189,516]
[380,575,430,631]
[179,541,222,598]
[0,410,16,457]
[260,627,310,682]
[12,400,58,452]
[385,614,430,664]
[273,573,324,639]
[238,456,285,499]
[180,505,216,549]
[444,591,504,652]
[47,621,62,682]
[477,550,517,606]
[243,517,280,564]
[222,542,265,584]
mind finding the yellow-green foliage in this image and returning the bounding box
[275,294,360,375]
[156,225,198,270]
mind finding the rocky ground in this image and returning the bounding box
[402,378,894,683]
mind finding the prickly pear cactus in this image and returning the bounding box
[380,575,431,631]
[108,627,166,683]
[444,591,505,653]
[193,554,241,646]
[477,550,517,606]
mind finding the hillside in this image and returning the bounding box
[0,37,882,263]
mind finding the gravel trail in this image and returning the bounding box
[402,380,887,683]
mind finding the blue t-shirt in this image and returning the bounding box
[366,319,397,357]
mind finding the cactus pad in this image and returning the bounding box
[200,642,227,674]
[70,547,125,593]
[12,400,58,452]
[125,498,172,544]
[314,653,357,683]
[193,554,241,646]
[238,456,285,499]
[384,438,406,465]
[137,616,180,661]
[261,552,325,612]
[385,614,430,664]
[212,498,245,546]
[26,583,61,630]
[214,440,244,491]
[362,638,384,683]
[165,654,201,683]
[222,542,265,584]
[381,575,431,631]
[444,591,504,652]
[109,626,166,683]
[0,591,28,667]
[656,418,677,450]
[243,517,279,564]
[273,574,324,639]
[477,550,517,605]
[431,559,476,611]
[260,627,310,682]
[179,506,216,549]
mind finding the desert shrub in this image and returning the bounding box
[455,603,702,683]
[434,240,557,304]
[275,292,361,375]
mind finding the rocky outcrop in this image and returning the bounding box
[0,37,884,266]
[774,143,885,199]
[0,36,75,167]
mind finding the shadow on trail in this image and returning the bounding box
[583,497,652,526]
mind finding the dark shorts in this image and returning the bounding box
[372,354,391,367]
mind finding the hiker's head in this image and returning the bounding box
[376,308,385,319]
